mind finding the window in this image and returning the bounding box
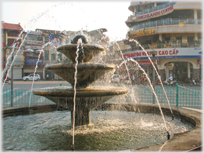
[51,53,56,60]
[8,31,19,37]
[57,53,62,61]
[44,37,49,44]
[44,52,49,60]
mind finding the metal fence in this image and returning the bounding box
[2,83,202,109]
[134,83,202,109]
[2,87,55,108]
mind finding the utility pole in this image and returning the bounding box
[11,52,14,107]
[150,50,157,104]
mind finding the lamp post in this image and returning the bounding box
[150,50,157,104]
[8,46,19,107]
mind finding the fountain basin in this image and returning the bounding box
[57,44,104,63]
[45,63,115,88]
[2,103,201,151]
[33,86,128,126]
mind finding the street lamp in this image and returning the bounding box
[150,50,157,104]
[8,46,19,107]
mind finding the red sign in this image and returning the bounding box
[133,5,174,21]
[137,60,157,65]
[123,49,179,58]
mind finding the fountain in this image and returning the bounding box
[33,35,128,126]
[3,34,201,151]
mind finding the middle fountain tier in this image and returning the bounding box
[33,35,128,126]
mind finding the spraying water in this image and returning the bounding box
[129,39,174,118]
[114,42,140,112]
[2,30,25,81]
[72,38,83,150]
[28,49,44,107]
[2,31,30,88]
[127,58,169,133]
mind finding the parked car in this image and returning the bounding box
[112,74,120,83]
[23,74,41,81]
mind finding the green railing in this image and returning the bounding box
[134,83,202,109]
[2,87,55,108]
[2,83,202,109]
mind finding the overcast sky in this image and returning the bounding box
[1,0,132,41]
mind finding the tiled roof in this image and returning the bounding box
[2,21,23,30]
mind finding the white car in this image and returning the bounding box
[23,74,41,81]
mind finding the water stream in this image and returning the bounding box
[2,31,30,88]
[130,39,174,117]
[72,38,84,149]
[28,49,44,107]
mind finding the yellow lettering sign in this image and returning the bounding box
[131,27,156,37]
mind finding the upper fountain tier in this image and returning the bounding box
[46,35,115,88]
[57,35,104,63]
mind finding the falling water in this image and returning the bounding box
[28,49,44,107]
[2,30,24,79]
[129,39,174,117]
[114,42,140,113]
[72,38,83,150]
[28,42,53,108]
[2,31,30,88]
[128,58,169,132]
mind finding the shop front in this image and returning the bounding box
[123,47,201,82]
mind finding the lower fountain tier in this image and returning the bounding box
[33,86,128,126]
[45,63,115,88]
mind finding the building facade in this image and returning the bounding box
[2,21,25,80]
[123,1,202,83]
[22,30,44,79]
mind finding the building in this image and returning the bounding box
[22,30,44,79]
[2,21,110,80]
[123,1,202,83]
[2,21,25,80]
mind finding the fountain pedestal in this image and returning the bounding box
[71,108,90,126]
[33,35,128,126]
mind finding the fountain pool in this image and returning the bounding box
[3,109,193,151]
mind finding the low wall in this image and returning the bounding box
[2,103,202,151]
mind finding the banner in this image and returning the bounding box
[25,59,43,65]
[123,48,202,60]
[49,33,61,48]
[132,5,174,21]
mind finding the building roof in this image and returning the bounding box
[2,21,23,30]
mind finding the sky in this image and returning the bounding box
[1,0,132,41]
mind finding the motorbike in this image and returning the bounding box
[163,79,177,86]
[190,80,196,86]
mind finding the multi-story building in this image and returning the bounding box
[2,21,25,79]
[2,24,110,80]
[123,1,202,83]
[22,31,44,79]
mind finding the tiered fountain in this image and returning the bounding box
[33,35,128,126]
